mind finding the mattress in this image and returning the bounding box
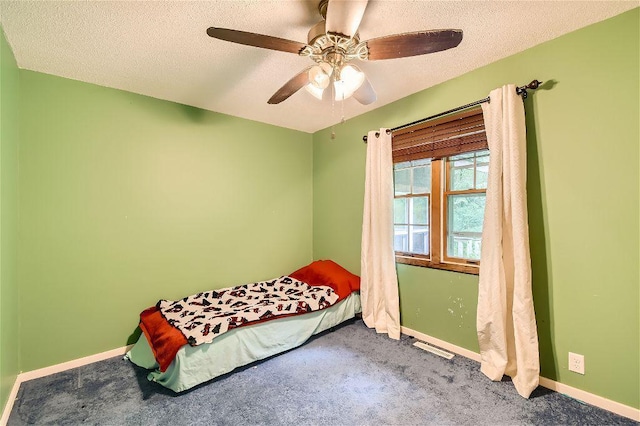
[126,292,361,392]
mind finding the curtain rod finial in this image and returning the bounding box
[529,79,543,90]
[517,79,543,99]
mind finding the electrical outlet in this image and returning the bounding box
[569,352,585,374]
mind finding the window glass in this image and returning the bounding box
[410,197,429,225]
[394,198,408,224]
[450,150,490,191]
[476,151,490,189]
[446,194,485,260]
[450,156,475,191]
[394,162,411,195]
[449,152,476,161]
[409,225,429,255]
[412,159,431,194]
[394,225,409,252]
[411,158,431,167]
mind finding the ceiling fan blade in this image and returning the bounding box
[268,67,313,104]
[325,0,368,38]
[353,76,376,105]
[207,27,307,54]
[366,29,463,60]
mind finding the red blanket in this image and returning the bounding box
[140,262,358,372]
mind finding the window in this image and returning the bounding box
[392,107,488,274]
[444,150,488,263]
[393,159,431,256]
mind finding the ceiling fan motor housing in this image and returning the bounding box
[304,20,366,67]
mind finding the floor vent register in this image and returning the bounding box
[413,341,455,359]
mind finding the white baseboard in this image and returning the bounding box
[0,344,133,426]
[401,326,640,422]
[16,345,133,382]
[0,377,22,426]
[537,377,640,422]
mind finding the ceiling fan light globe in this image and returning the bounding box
[308,64,330,90]
[334,79,360,101]
[341,64,365,90]
[334,64,365,101]
[305,84,325,100]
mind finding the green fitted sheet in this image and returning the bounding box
[126,292,361,392]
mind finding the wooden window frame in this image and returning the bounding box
[395,159,480,275]
[392,107,488,275]
[442,151,487,267]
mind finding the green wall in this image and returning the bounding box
[0,28,20,414]
[313,9,639,409]
[18,71,313,372]
[1,6,638,417]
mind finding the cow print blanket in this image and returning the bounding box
[158,276,339,346]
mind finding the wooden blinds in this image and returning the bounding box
[392,107,488,163]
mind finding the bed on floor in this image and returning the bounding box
[125,260,361,392]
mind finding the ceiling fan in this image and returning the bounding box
[206,0,463,105]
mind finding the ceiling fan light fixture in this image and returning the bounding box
[334,64,365,101]
[308,63,332,90]
[305,62,334,100]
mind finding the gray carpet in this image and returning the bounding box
[8,319,637,425]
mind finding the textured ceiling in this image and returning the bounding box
[1,1,637,133]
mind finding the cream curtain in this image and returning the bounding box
[477,85,540,398]
[361,129,401,339]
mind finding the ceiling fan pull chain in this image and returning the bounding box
[331,78,336,140]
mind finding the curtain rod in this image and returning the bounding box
[362,79,542,142]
